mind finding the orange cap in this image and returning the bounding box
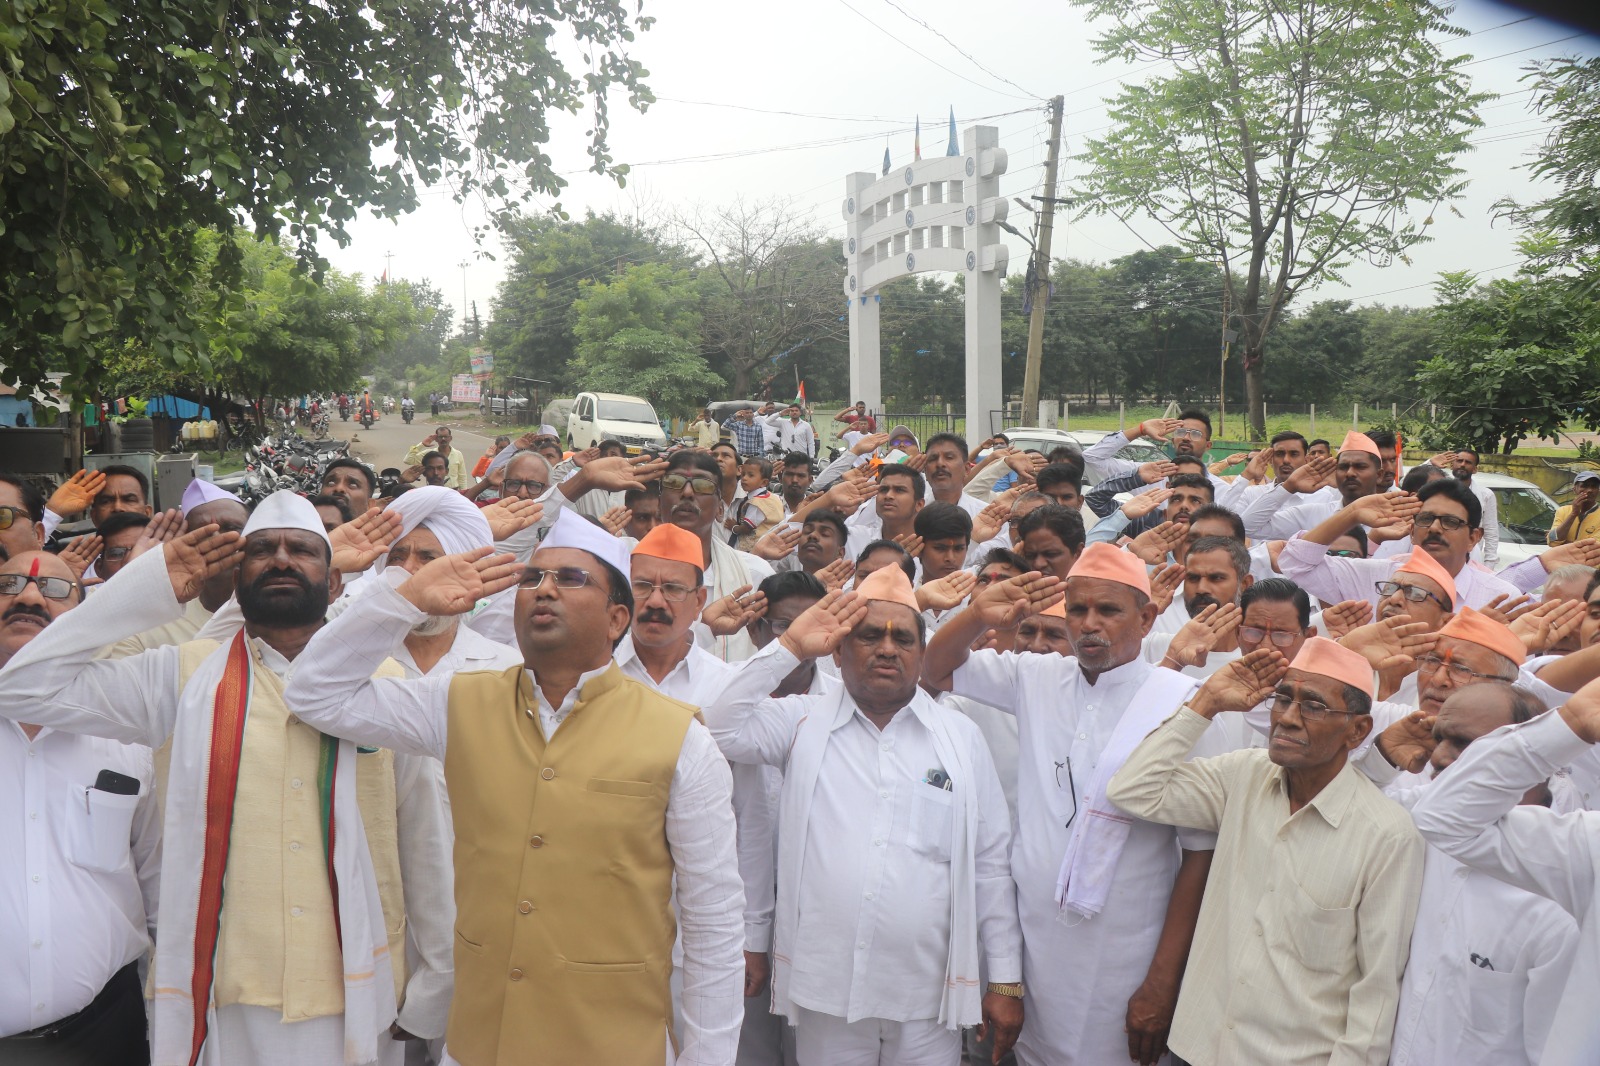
[632,523,705,575]
[1439,606,1527,666]
[1339,430,1382,460]
[1041,598,1067,619]
[1289,636,1375,699]
[1067,542,1151,598]
[1394,546,1458,609]
[856,563,921,613]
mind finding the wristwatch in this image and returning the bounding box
[987,982,1024,999]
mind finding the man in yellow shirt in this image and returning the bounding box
[1548,470,1600,546]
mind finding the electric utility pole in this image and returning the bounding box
[1021,95,1065,422]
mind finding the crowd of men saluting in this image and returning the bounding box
[3,403,1600,1066]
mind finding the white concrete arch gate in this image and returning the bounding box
[842,124,1010,437]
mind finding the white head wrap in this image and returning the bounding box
[371,486,493,570]
[241,490,331,547]
[539,507,631,581]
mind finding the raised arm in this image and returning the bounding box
[1411,694,1600,920]
[0,525,241,748]
[285,548,522,758]
[923,572,1063,691]
[1107,650,1287,832]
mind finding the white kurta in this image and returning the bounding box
[948,652,1216,1066]
[1410,710,1600,1066]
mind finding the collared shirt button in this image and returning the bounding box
[540,767,555,780]
[518,900,533,914]
[864,892,874,901]
[1078,732,1087,740]
[874,839,884,847]
[529,835,544,848]
[290,778,303,789]
[857,942,866,950]
[289,841,301,852]
[291,906,303,917]
[31,940,41,948]
[510,968,524,981]
[31,875,39,883]
[879,790,888,799]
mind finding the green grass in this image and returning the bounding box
[193,449,246,476]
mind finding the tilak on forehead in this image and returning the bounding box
[28,557,39,578]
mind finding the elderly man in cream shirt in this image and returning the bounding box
[1107,637,1424,1066]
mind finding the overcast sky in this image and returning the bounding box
[320,0,1599,331]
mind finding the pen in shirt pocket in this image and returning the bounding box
[924,769,953,791]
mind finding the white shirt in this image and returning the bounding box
[1409,710,1600,1065]
[282,582,747,1065]
[1461,477,1500,566]
[706,644,1019,1024]
[390,621,523,680]
[774,419,817,457]
[1391,839,1576,1064]
[617,635,779,952]
[0,722,161,1036]
[948,652,1216,1064]
[1239,483,1344,541]
[1278,532,1522,612]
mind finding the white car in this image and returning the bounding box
[566,392,668,454]
[1473,471,1556,570]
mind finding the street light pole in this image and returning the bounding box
[1021,95,1065,424]
[458,260,470,341]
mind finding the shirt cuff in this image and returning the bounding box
[745,923,772,953]
[1518,707,1596,770]
[984,955,1022,985]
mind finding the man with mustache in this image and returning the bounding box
[1085,460,1213,544]
[778,452,815,514]
[1240,430,1386,541]
[320,458,379,517]
[923,543,1217,1066]
[1107,638,1424,1066]
[615,523,784,1064]
[0,550,160,1064]
[706,567,1023,1065]
[283,507,746,1065]
[0,492,454,1066]
[1280,478,1520,612]
[1144,537,1253,674]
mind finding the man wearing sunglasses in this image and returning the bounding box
[1280,477,1520,613]
[0,549,161,1065]
[658,451,774,663]
[0,493,456,1066]
[1108,638,1424,1066]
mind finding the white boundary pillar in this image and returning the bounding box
[842,125,1009,434]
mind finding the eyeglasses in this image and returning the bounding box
[0,506,23,531]
[1416,652,1515,686]
[0,573,77,600]
[502,479,548,495]
[1170,428,1206,441]
[1270,692,1360,721]
[1054,758,1078,830]
[662,474,719,497]
[103,547,132,561]
[1327,549,1362,558]
[1375,580,1451,611]
[518,566,596,590]
[631,578,698,602]
[1414,512,1469,532]
[1240,625,1299,648]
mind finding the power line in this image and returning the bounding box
[832,0,1039,102]
[874,0,1044,99]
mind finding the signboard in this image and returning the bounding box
[470,348,494,380]
[450,374,481,404]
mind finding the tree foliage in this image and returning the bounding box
[1414,254,1600,453]
[570,263,726,415]
[1069,0,1490,435]
[1496,56,1600,269]
[680,200,845,396]
[0,0,653,399]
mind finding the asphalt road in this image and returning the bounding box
[338,408,498,477]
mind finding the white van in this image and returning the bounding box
[567,392,668,454]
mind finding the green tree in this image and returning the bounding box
[1,0,653,400]
[1069,0,1490,436]
[1414,254,1600,453]
[682,201,845,397]
[486,212,689,391]
[570,264,724,418]
[1495,56,1600,269]
[371,280,454,396]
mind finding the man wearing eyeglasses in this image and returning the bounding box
[94,512,151,583]
[0,493,459,1066]
[1280,478,1521,613]
[1081,410,1226,490]
[705,565,1023,1066]
[0,472,47,562]
[0,549,160,1065]
[615,523,787,1066]
[282,507,745,1065]
[1108,638,1424,1066]
[923,543,1217,1066]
